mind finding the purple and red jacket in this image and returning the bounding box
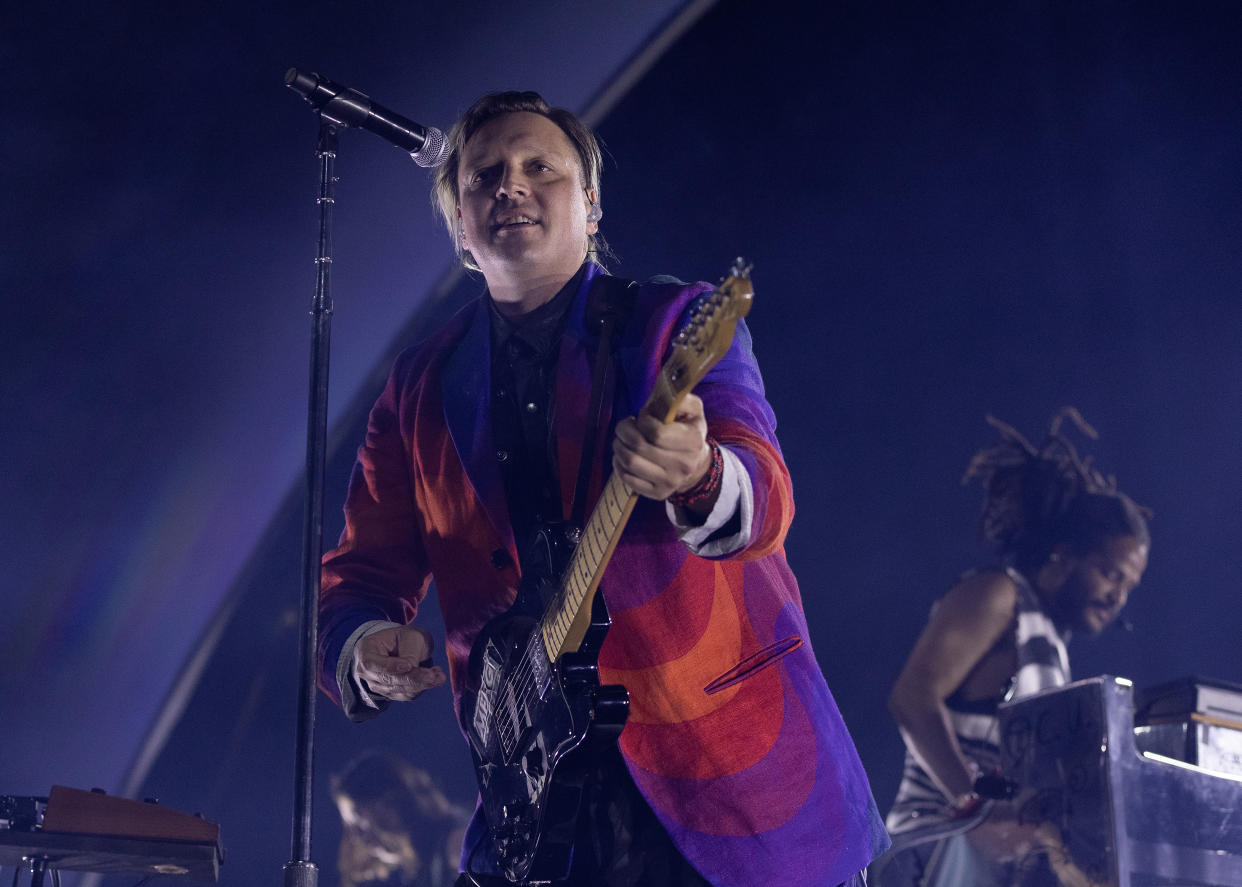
[319,263,889,885]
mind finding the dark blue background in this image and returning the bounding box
[4,1,1240,884]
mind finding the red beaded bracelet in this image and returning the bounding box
[668,438,723,509]
[952,792,984,819]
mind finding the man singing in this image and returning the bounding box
[872,410,1150,886]
[317,91,888,886]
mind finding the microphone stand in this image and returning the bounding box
[281,69,445,887]
[283,115,338,887]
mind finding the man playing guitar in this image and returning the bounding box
[317,90,887,887]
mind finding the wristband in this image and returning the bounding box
[952,791,983,819]
[668,438,723,509]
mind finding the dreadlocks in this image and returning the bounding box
[963,407,1151,573]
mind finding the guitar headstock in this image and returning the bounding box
[656,259,754,417]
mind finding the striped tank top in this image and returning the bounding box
[885,567,1070,835]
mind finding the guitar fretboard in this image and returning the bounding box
[540,471,636,659]
[533,268,751,663]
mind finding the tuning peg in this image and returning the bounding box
[729,256,753,278]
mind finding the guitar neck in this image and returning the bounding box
[536,265,752,662]
[540,471,636,660]
[539,368,686,660]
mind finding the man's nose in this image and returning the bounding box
[496,166,528,198]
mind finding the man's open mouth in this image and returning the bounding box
[493,215,538,231]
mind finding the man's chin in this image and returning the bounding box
[1081,608,1115,636]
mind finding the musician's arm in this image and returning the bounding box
[613,386,751,557]
[642,311,785,560]
[319,353,440,721]
[887,571,1017,804]
[666,446,750,556]
[693,316,790,561]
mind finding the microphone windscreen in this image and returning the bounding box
[413,127,449,168]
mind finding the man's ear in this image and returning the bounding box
[584,188,602,230]
[1042,543,1078,588]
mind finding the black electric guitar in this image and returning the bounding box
[458,260,755,883]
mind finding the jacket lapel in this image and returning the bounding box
[440,298,514,552]
[556,264,616,522]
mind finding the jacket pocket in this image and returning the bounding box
[703,634,803,695]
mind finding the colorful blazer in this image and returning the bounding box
[319,263,889,886]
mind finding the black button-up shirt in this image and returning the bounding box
[488,264,588,559]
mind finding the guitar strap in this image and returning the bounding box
[569,274,636,530]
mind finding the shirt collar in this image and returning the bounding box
[488,262,589,359]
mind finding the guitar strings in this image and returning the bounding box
[492,455,634,749]
[492,566,578,756]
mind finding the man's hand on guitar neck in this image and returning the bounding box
[353,624,446,703]
[613,392,716,517]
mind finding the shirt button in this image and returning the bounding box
[525,402,538,413]
[496,450,509,462]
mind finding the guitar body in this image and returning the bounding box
[459,523,629,883]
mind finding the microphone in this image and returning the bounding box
[284,68,449,168]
